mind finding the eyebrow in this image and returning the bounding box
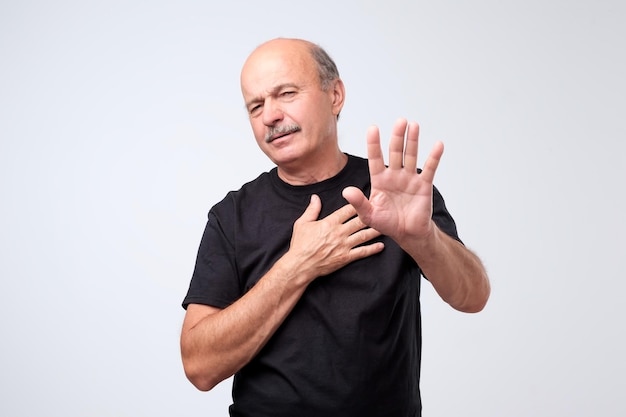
[245,83,300,108]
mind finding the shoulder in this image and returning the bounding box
[209,170,275,215]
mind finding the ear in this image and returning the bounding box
[330,78,345,118]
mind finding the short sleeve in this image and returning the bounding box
[431,184,462,244]
[181,207,241,310]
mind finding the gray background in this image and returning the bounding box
[1,0,624,416]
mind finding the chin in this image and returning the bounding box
[264,143,305,166]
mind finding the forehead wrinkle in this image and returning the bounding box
[241,41,318,104]
[244,82,300,107]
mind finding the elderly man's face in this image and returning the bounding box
[240,39,343,171]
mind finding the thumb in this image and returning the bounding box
[298,194,322,222]
[342,186,368,212]
[342,186,373,225]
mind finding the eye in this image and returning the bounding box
[248,104,262,115]
[280,90,296,98]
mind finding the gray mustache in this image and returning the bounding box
[265,125,301,142]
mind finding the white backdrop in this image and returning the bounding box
[1,1,624,416]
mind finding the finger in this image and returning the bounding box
[419,141,444,185]
[366,125,385,176]
[403,121,419,173]
[326,202,357,224]
[342,212,368,235]
[348,240,385,261]
[348,225,382,246]
[342,186,373,223]
[352,227,382,243]
[298,194,322,222]
[389,118,408,170]
[343,217,380,237]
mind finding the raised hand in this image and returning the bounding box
[342,118,443,246]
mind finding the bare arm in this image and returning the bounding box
[343,118,490,313]
[180,194,384,391]
[398,224,490,312]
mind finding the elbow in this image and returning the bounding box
[190,377,217,393]
[183,362,223,392]
[457,296,488,313]
[181,346,227,392]
[452,295,488,313]
[452,274,491,313]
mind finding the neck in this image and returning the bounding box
[277,150,348,185]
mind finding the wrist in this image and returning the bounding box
[396,222,443,263]
[397,221,438,250]
[273,253,316,289]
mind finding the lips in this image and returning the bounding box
[268,131,292,143]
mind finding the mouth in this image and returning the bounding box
[265,125,301,143]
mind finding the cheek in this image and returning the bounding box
[249,119,266,142]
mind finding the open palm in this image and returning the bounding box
[342,118,444,243]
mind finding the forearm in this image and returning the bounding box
[399,224,490,313]
[181,255,312,391]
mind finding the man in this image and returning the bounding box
[181,38,490,417]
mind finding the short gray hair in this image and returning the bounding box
[308,43,340,91]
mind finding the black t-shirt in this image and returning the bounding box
[183,154,460,417]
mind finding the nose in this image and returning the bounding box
[261,98,283,126]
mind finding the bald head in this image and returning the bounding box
[241,38,340,92]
